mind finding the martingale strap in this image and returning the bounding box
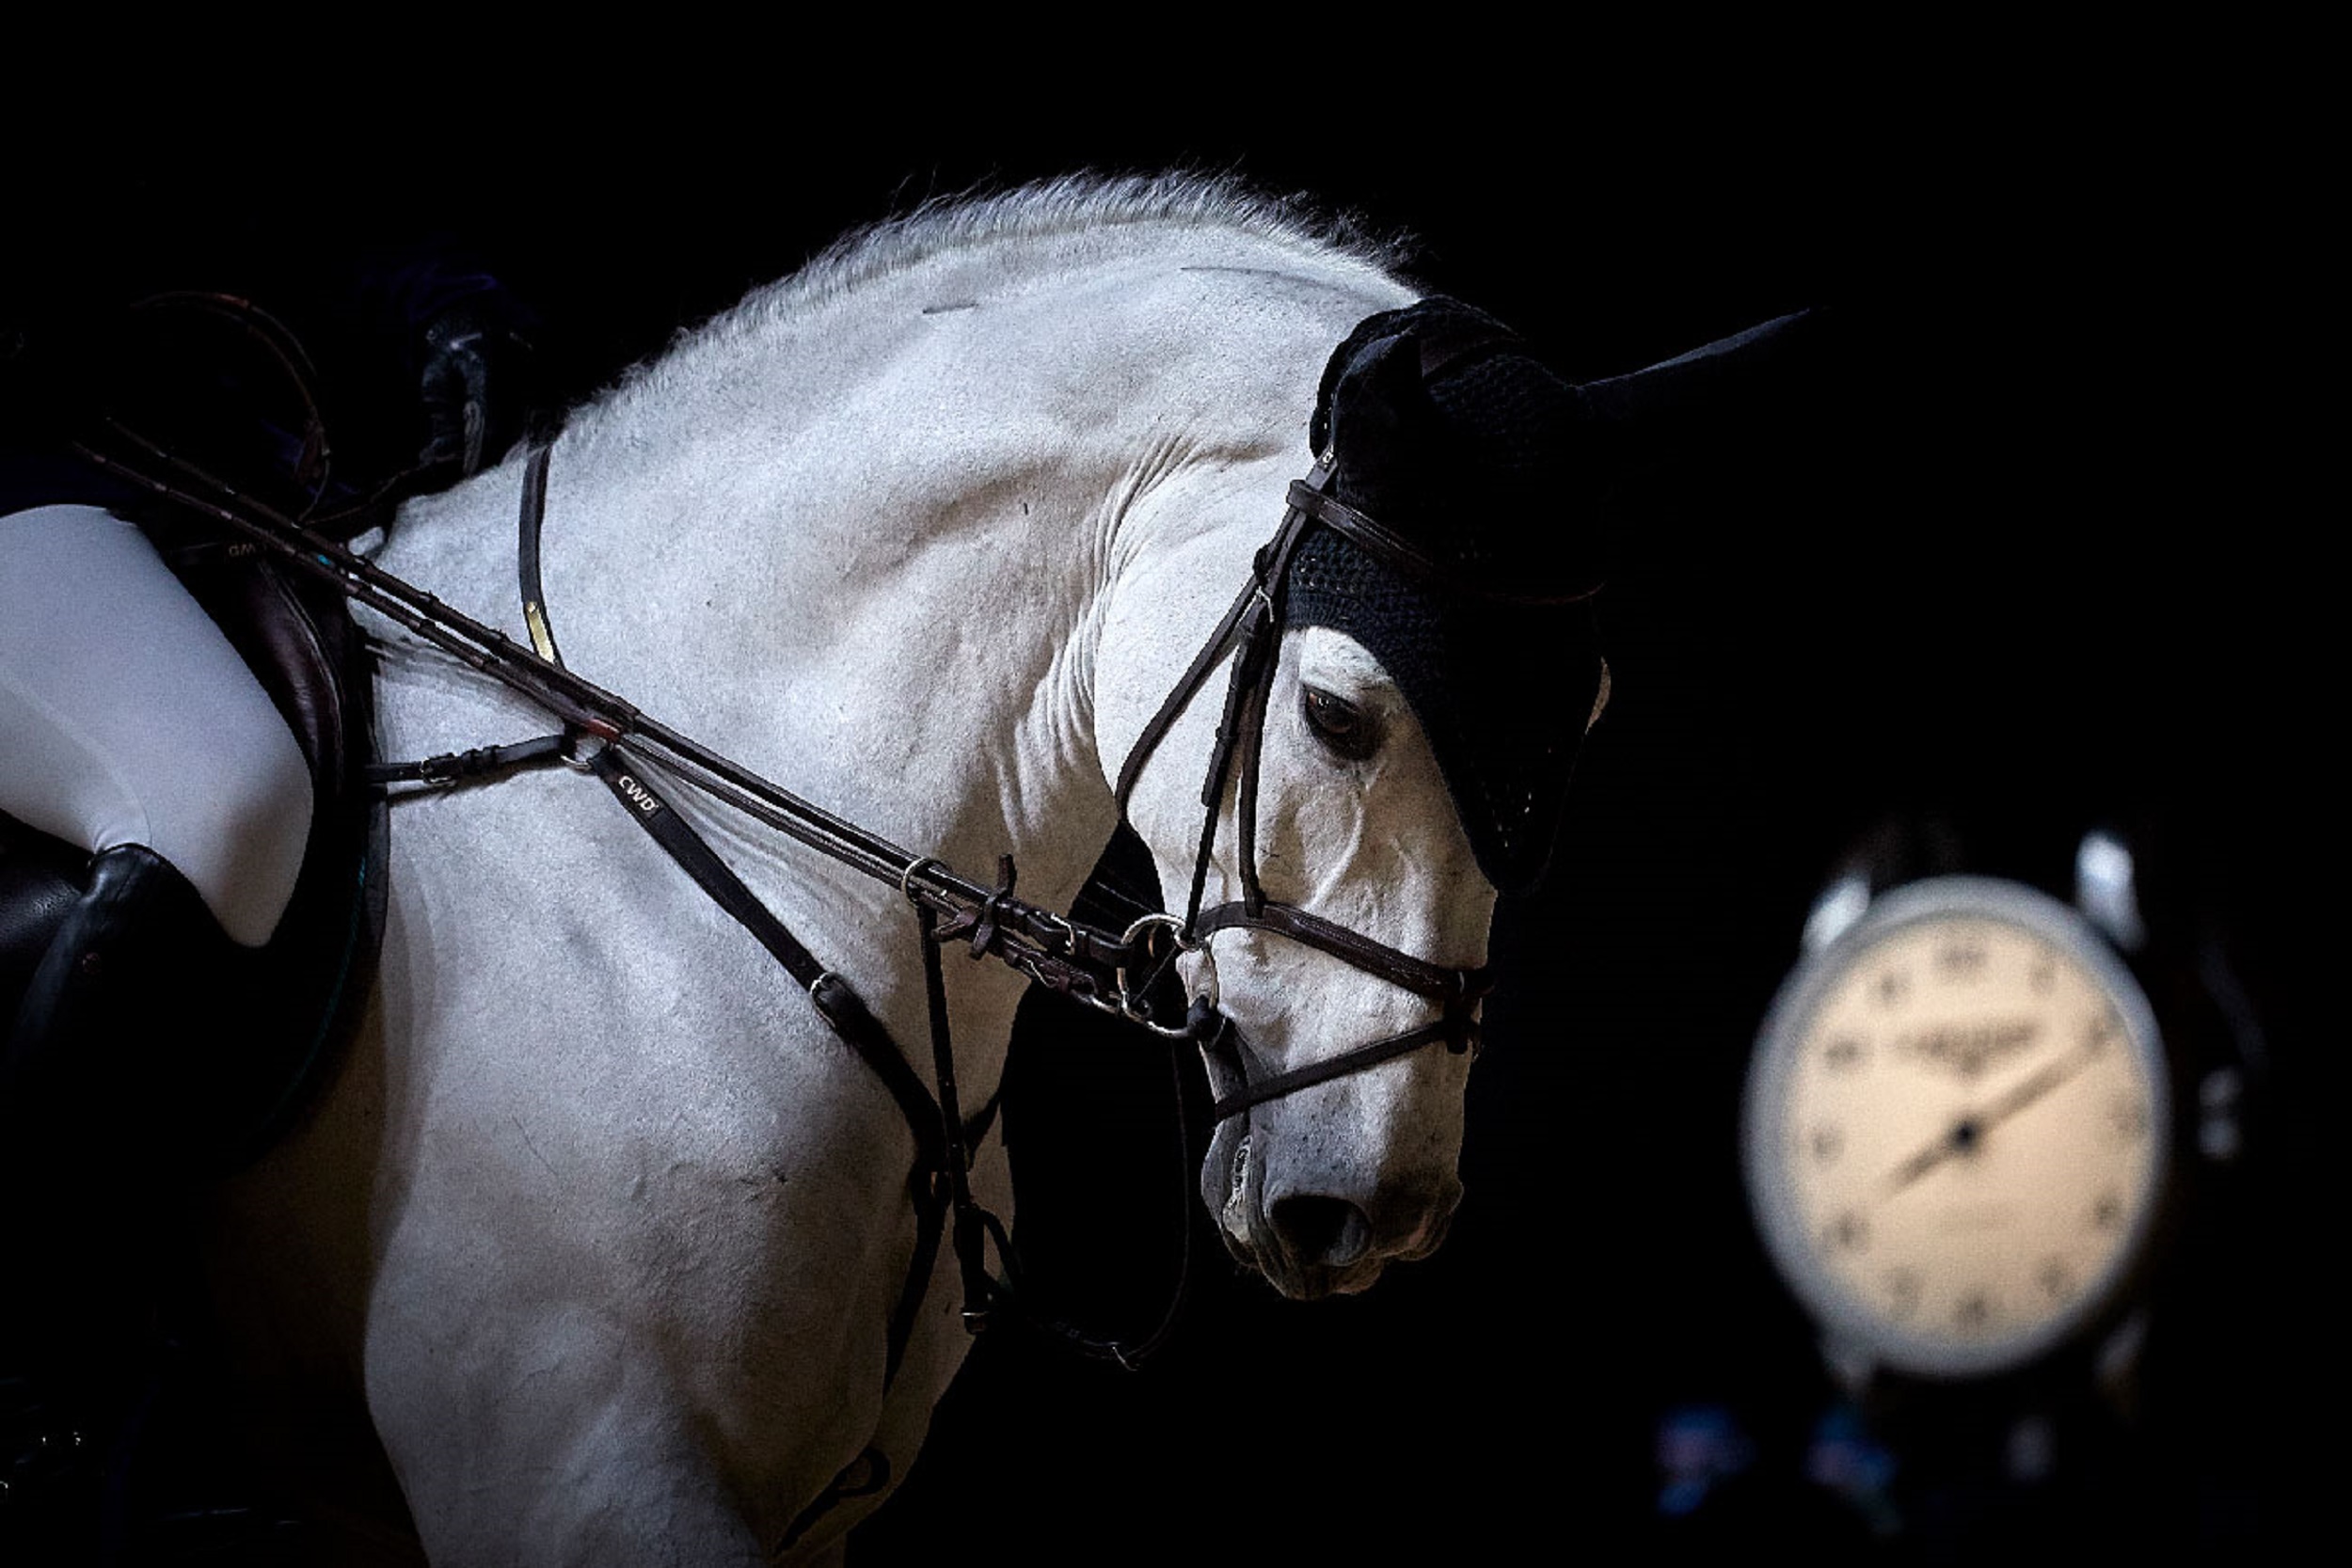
[83,394,1502,1363]
[363,733,570,790]
[593,742,973,1380]
[62,330,1195,1375]
[513,454,1190,1367]
[580,746,941,1147]
[515,446,985,1380]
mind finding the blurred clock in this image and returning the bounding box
[1742,874,2170,1381]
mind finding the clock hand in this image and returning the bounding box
[1881,1042,2100,1196]
[1973,1046,2090,1131]
[1883,1122,1974,1193]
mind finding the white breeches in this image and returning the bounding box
[0,503,312,947]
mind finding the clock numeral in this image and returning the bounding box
[2107,1094,2148,1143]
[1810,1125,1843,1165]
[2038,1258,2074,1302]
[1826,1212,1869,1253]
[2028,957,2057,994]
[1883,1268,1921,1321]
[2091,1191,2124,1232]
[2081,1008,2122,1056]
[1823,1036,1867,1074]
[1874,969,1911,1008]
[1935,941,1987,980]
[1955,1291,1994,1333]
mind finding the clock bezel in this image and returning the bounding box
[1741,875,2172,1381]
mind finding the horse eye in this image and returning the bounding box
[1302,687,1377,760]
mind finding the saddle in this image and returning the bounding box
[0,536,386,1178]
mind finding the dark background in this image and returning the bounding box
[8,62,2323,1561]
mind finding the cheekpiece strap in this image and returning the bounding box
[1110,459,1334,816]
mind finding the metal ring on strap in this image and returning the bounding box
[1120,910,1196,955]
[561,729,609,772]
[899,856,946,902]
[1115,911,1203,1039]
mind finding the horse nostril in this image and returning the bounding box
[1270,1194,1372,1269]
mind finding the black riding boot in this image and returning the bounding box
[3,841,248,1177]
[2,838,249,1564]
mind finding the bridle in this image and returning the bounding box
[1111,454,1503,1126]
[58,323,1577,1383]
[1109,312,1606,1126]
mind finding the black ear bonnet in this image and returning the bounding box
[1286,295,1812,895]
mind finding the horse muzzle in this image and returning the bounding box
[1198,1009,1467,1302]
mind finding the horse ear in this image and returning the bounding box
[1311,314,1427,460]
[1575,309,1823,458]
[1320,327,1436,508]
[1568,308,1838,578]
[1311,296,1521,462]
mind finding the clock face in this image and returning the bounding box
[1742,878,2169,1380]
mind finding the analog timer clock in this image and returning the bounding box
[1742,875,2170,1382]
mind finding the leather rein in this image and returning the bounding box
[64,414,1549,1373]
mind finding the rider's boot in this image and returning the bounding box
[3,840,248,1176]
[1,839,249,1559]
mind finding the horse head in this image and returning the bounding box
[1184,620,1496,1300]
[1104,294,1807,1300]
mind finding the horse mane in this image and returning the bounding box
[575,171,1414,433]
[778,170,1412,310]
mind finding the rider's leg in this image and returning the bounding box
[2,501,313,1166]
[0,504,318,1554]
[0,502,312,948]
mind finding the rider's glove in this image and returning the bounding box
[418,300,538,479]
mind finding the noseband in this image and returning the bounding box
[1114,454,1561,1124]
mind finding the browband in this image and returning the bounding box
[1285,482,1599,607]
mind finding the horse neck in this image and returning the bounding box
[393,223,1408,921]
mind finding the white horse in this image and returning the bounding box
[195,175,1542,1564]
